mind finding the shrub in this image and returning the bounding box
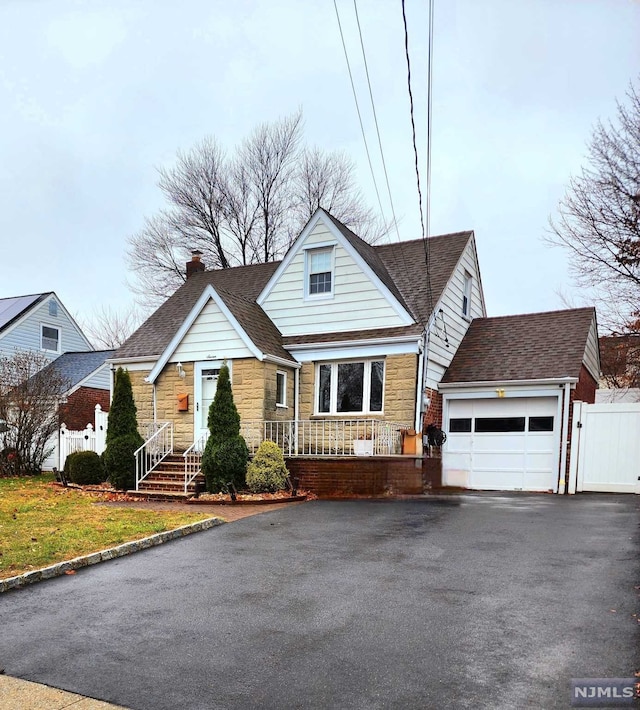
[206,364,240,448]
[202,435,249,493]
[106,368,139,444]
[103,433,143,491]
[67,450,106,485]
[246,440,289,493]
[63,451,81,476]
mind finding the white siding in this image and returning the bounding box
[261,220,408,336]
[0,294,92,363]
[426,238,485,389]
[170,298,253,362]
[582,314,600,382]
[82,365,111,391]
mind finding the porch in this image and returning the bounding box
[134,419,440,498]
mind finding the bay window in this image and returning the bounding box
[316,360,384,414]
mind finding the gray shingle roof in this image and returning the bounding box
[38,350,115,390]
[113,215,472,362]
[0,293,49,333]
[441,308,596,384]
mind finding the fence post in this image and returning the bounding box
[94,404,107,455]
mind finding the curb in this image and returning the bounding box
[186,494,308,506]
[0,517,225,593]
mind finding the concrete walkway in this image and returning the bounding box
[0,674,128,709]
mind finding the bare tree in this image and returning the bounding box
[81,305,144,350]
[0,351,70,475]
[547,80,640,333]
[127,110,384,308]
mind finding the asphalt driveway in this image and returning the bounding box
[1,494,638,709]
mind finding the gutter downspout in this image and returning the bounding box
[558,380,572,494]
[414,334,426,434]
[294,367,300,455]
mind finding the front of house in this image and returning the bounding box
[110,208,600,495]
[110,209,485,481]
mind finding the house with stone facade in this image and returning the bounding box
[110,208,600,496]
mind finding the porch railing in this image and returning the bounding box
[134,421,174,490]
[183,432,209,494]
[240,419,408,456]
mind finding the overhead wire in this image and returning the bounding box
[352,0,402,246]
[333,0,388,227]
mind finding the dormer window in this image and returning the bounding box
[306,247,334,298]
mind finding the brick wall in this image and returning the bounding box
[59,387,110,430]
[286,456,425,497]
[422,387,443,429]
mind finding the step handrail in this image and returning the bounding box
[183,431,210,493]
[134,421,174,491]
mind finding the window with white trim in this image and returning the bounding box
[41,325,60,352]
[316,360,384,414]
[462,271,472,317]
[307,247,333,297]
[276,371,287,407]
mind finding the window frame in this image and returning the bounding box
[304,245,335,300]
[314,359,385,415]
[462,271,472,317]
[276,370,287,408]
[40,323,60,353]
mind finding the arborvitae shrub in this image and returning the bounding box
[103,433,143,491]
[67,450,106,485]
[63,451,81,477]
[246,440,289,493]
[104,368,143,490]
[201,363,248,492]
[203,435,248,493]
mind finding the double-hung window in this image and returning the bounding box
[307,247,333,297]
[316,360,384,414]
[41,325,60,353]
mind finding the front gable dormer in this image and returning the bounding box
[257,210,414,337]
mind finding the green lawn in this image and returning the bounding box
[0,474,215,579]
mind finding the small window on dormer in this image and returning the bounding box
[48,299,58,317]
[307,247,333,297]
[462,271,472,317]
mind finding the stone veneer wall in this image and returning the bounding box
[263,361,296,421]
[128,370,154,424]
[298,353,417,424]
[154,362,195,450]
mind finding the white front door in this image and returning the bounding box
[194,361,225,442]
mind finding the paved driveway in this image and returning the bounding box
[1,495,638,709]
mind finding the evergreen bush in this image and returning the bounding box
[103,433,142,491]
[201,363,249,492]
[246,440,289,493]
[63,451,81,477]
[104,368,143,490]
[67,450,106,485]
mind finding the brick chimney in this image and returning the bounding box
[186,250,205,279]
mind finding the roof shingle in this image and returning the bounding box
[441,308,596,384]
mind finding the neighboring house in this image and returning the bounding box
[110,208,486,455]
[0,292,92,364]
[109,208,601,495]
[440,308,600,493]
[38,350,114,470]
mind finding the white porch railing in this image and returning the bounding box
[183,432,209,494]
[135,421,173,490]
[241,419,408,457]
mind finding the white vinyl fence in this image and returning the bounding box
[568,401,640,494]
[58,404,108,470]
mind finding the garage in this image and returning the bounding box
[437,308,601,494]
[444,396,560,491]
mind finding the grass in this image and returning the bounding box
[0,474,216,579]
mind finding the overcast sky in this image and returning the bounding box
[0,0,638,332]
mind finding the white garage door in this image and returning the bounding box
[444,397,559,491]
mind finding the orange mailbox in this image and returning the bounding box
[177,393,189,412]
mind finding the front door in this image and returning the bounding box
[194,361,225,443]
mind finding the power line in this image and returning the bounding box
[333,0,388,226]
[352,0,402,245]
[401,0,434,315]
